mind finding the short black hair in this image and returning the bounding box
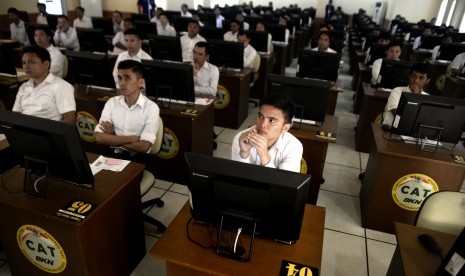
[188,19,200,27]
[37,3,46,9]
[238,30,250,39]
[318,31,332,41]
[7,7,19,14]
[58,14,69,21]
[385,41,402,51]
[117,60,144,79]
[22,45,51,65]
[230,19,240,26]
[76,6,85,13]
[123,28,141,39]
[378,32,391,41]
[34,26,52,38]
[410,63,432,79]
[194,41,209,55]
[259,94,295,124]
[113,10,123,17]
[124,18,135,26]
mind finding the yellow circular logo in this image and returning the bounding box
[300,157,308,174]
[76,111,98,142]
[157,127,179,159]
[17,225,67,273]
[435,74,446,91]
[392,174,439,211]
[374,113,383,124]
[214,85,230,109]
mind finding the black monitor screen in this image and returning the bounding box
[267,74,331,123]
[91,17,115,36]
[265,24,286,42]
[449,32,465,43]
[0,110,94,187]
[207,39,244,70]
[0,42,19,76]
[366,43,387,66]
[185,152,310,244]
[173,16,191,33]
[377,59,413,89]
[419,35,443,50]
[141,59,195,103]
[148,36,182,62]
[297,50,342,82]
[131,13,149,22]
[391,93,465,145]
[437,42,465,61]
[199,27,225,40]
[76,28,109,53]
[45,14,59,31]
[135,21,158,40]
[66,50,116,89]
[248,30,269,52]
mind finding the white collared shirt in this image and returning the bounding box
[112,31,126,54]
[413,36,422,50]
[371,58,383,84]
[113,21,124,34]
[244,44,258,68]
[47,45,65,78]
[10,20,30,45]
[383,86,429,126]
[112,48,153,85]
[13,73,75,121]
[53,27,80,51]
[95,93,160,146]
[157,24,177,37]
[311,46,337,53]
[180,34,206,62]
[73,16,93,29]
[194,61,219,96]
[447,52,465,75]
[223,31,238,42]
[37,14,48,25]
[231,126,303,173]
[216,15,225,28]
[181,11,192,18]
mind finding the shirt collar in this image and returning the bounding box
[117,92,146,108]
[269,132,286,152]
[26,72,55,88]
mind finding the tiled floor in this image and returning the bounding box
[2,51,465,276]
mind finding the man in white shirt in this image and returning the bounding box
[113,29,153,86]
[214,8,225,28]
[193,42,219,97]
[96,60,160,154]
[311,31,337,53]
[112,18,135,54]
[382,63,431,128]
[192,13,205,27]
[448,52,465,76]
[34,27,65,78]
[232,94,303,173]
[371,41,402,84]
[54,15,80,51]
[224,20,240,42]
[235,13,249,30]
[181,4,192,18]
[278,16,291,43]
[36,3,48,25]
[157,13,176,36]
[431,33,453,61]
[150,7,163,24]
[412,26,433,50]
[73,6,93,29]
[256,21,273,53]
[112,10,124,34]
[237,30,258,68]
[180,20,206,62]
[8,7,30,46]
[13,46,76,123]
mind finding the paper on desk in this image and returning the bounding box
[401,135,442,146]
[195,98,214,105]
[0,134,5,141]
[90,155,131,174]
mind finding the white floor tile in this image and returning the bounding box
[326,143,361,169]
[0,263,11,276]
[146,191,188,233]
[366,229,397,244]
[213,142,231,160]
[317,190,365,237]
[360,152,369,170]
[321,229,367,276]
[335,127,356,147]
[367,239,397,276]
[214,126,225,135]
[153,179,173,190]
[169,183,189,195]
[337,113,358,130]
[142,187,166,212]
[216,128,240,144]
[131,236,166,276]
[322,163,361,196]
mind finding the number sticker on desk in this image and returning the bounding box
[56,200,97,223]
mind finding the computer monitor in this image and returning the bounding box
[366,43,386,65]
[66,50,116,90]
[76,28,109,53]
[135,21,158,40]
[173,16,192,33]
[449,32,465,43]
[0,42,20,76]
[25,23,50,47]
[248,30,269,53]
[91,17,115,36]
[377,59,413,89]
[297,50,342,82]
[418,35,443,50]
[185,152,310,245]
[207,39,244,70]
[437,42,465,61]
[199,12,216,27]
[267,74,331,124]
[130,13,149,22]
[199,26,225,40]
[391,93,465,145]
[45,14,59,31]
[141,59,195,104]
[265,24,286,42]
[0,110,94,195]
[148,36,182,62]
[245,16,263,30]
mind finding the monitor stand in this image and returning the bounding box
[23,156,49,198]
[415,124,443,153]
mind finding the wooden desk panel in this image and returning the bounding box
[0,139,15,174]
[250,53,273,100]
[272,43,289,75]
[150,203,325,276]
[352,63,371,114]
[0,153,145,275]
[360,124,465,234]
[442,75,465,99]
[425,59,448,96]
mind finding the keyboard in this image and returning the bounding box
[292,118,317,125]
[152,97,214,106]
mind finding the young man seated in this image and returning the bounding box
[382,63,431,129]
[311,31,337,53]
[231,94,303,173]
[371,41,402,84]
[96,60,160,154]
[193,42,219,97]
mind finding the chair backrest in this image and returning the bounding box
[62,55,68,79]
[148,117,164,155]
[414,191,465,235]
[251,53,261,84]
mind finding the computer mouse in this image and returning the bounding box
[418,234,443,253]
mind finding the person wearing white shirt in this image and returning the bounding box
[238,30,258,68]
[431,34,453,61]
[13,46,75,123]
[112,18,135,54]
[371,41,402,84]
[113,29,153,86]
[412,26,433,50]
[112,10,124,34]
[193,42,219,97]
[73,6,93,29]
[447,52,465,76]
[382,63,431,128]
[192,14,204,27]
[150,7,163,24]
[96,60,160,154]
[36,3,48,25]
[54,15,80,51]
[34,27,65,78]
[256,22,273,53]
[232,94,303,173]
[181,4,192,18]
[214,8,225,28]
[311,31,337,53]
[180,20,206,62]
[235,14,249,30]
[224,20,240,42]
[156,13,176,37]
[8,7,30,46]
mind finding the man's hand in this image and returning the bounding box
[99,121,115,135]
[244,130,270,166]
[238,130,253,159]
[193,63,200,75]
